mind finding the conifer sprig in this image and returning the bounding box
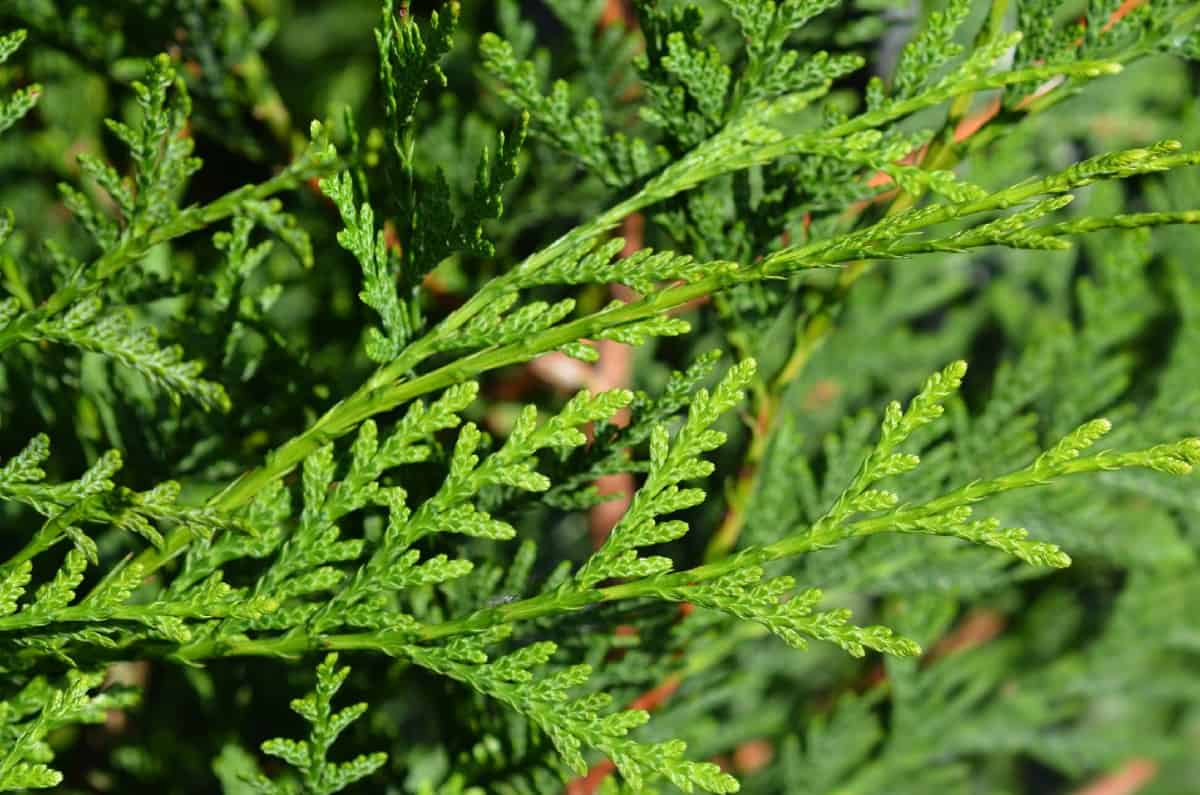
[253,654,387,795]
[407,627,739,793]
[0,49,335,403]
[132,145,1200,578]
[3,1,1200,792]
[0,672,137,791]
[0,30,39,136]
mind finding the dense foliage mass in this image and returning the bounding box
[1,0,1199,792]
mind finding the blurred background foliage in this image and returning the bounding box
[1,0,1199,792]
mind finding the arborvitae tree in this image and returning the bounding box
[1,0,1200,792]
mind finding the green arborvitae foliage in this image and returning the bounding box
[0,670,138,790]
[251,654,387,795]
[2,1,1200,793]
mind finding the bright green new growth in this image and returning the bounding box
[252,654,387,794]
[408,626,739,793]
[3,0,1200,791]
[0,671,138,790]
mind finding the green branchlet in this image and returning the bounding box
[0,30,39,136]
[3,2,1200,793]
[406,626,739,793]
[577,360,756,587]
[0,671,138,791]
[254,654,387,795]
